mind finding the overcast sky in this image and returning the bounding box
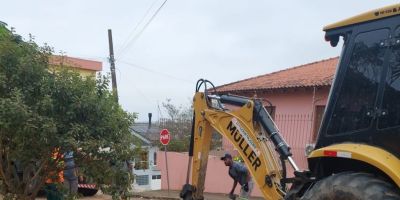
[3,1,399,122]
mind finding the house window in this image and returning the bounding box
[135,151,149,170]
[312,106,325,141]
[136,175,149,185]
[153,152,157,166]
[152,175,161,179]
[265,106,276,119]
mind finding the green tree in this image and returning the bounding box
[159,99,221,152]
[0,25,136,199]
[159,99,192,152]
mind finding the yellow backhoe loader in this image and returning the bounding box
[180,3,400,200]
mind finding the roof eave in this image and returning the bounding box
[217,84,332,94]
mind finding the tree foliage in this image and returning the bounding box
[0,25,136,199]
[159,99,222,152]
[159,99,192,152]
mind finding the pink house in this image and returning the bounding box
[216,57,338,169]
[156,57,339,196]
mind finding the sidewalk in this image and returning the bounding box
[132,190,264,200]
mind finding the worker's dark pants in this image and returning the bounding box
[64,178,78,194]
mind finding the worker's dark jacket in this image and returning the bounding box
[228,162,249,185]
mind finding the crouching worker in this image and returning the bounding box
[221,153,254,200]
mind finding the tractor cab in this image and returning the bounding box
[316,4,400,158]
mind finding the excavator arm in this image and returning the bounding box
[180,79,303,200]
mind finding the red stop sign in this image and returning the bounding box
[160,129,170,145]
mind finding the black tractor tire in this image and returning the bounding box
[301,172,400,200]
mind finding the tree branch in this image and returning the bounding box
[0,148,12,190]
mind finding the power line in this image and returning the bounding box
[62,54,192,84]
[113,68,156,110]
[116,0,160,56]
[119,60,192,83]
[111,62,157,106]
[118,0,169,59]
[130,82,155,104]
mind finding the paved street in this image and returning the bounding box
[34,190,264,200]
[132,190,264,200]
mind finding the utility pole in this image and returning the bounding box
[108,29,119,103]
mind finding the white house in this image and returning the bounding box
[130,113,162,191]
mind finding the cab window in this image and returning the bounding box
[379,27,400,129]
[327,28,389,135]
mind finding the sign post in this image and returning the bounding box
[160,129,171,195]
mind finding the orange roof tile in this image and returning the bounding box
[216,57,339,92]
[49,55,102,71]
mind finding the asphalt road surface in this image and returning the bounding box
[34,190,264,200]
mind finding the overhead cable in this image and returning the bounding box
[118,0,168,59]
